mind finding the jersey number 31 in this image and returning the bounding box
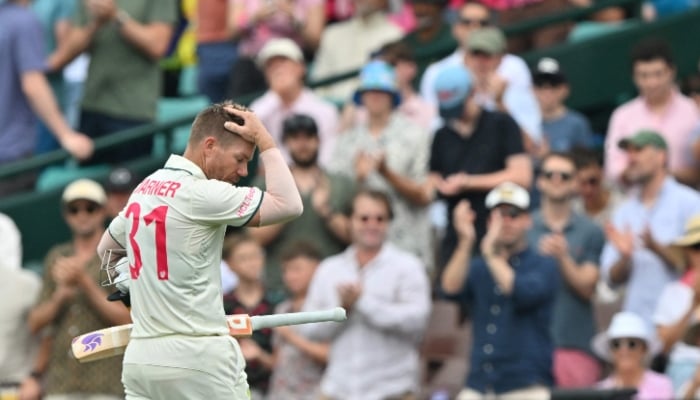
[125,202,169,280]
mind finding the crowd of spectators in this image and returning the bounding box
[3,0,700,399]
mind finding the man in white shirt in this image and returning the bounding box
[419,2,541,145]
[97,102,303,399]
[301,189,431,400]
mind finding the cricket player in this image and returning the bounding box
[97,102,303,399]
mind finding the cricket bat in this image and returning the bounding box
[71,307,346,363]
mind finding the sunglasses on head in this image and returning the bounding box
[458,17,490,27]
[66,203,100,215]
[610,338,644,351]
[542,170,574,181]
[356,214,388,224]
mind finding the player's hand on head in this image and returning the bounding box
[223,104,275,150]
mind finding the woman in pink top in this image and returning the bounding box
[227,0,326,98]
[230,0,325,56]
[593,312,674,400]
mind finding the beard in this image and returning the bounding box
[291,150,318,169]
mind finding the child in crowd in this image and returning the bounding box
[532,57,594,155]
[268,242,329,400]
[222,233,279,400]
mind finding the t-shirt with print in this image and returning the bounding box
[223,290,279,394]
[38,244,124,396]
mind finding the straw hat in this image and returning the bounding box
[673,215,700,247]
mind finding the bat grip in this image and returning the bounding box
[250,307,347,330]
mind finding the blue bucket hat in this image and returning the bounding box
[353,60,401,107]
[434,65,472,120]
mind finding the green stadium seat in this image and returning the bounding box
[567,20,640,43]
[35,162,111,192]
[178,65,199,97]
[155,95,210,154]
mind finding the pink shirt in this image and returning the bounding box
[234,0,323,56]
[605,91,700,183]
[250,88,339,166]
[598,371,674,400]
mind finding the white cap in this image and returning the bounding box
[591,311,661,362]
[536,57,562,75]
[485,182,530,210]
[256,38,304,68]
[62,179,107,205]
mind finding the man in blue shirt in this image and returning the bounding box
[0,0,92,196]
[601,131,700,330]
[441,182,558,400]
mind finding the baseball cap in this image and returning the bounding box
[353,60,401,107]
[106,167,139,193]
[434,65,472,120]
[467,27,506,55]
[256,38,304,68]
[282,114,319,139]
[532,57,567,86]
[485,182,530,210]
[62,179,107,205]
[617,130,668,150]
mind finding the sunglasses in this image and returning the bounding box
[282,114,318,136]
[66,203,100,215]
[579,176,601,186]
[496,207,525,219]
[610,338,644,351]
[689,242,700,251]
[458,17,490,27]
[542,170,574,181]
[356,214,388,224]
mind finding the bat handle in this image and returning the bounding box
[250,307,347,330]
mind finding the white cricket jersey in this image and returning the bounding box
[108,155,262,338]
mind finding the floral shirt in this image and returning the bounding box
[267,300,325,400]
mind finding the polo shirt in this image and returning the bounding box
[527,210,604,354]
[446,247,559,393]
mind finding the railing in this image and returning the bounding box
[0,0,648,186]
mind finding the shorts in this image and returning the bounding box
[122,335,249,400]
